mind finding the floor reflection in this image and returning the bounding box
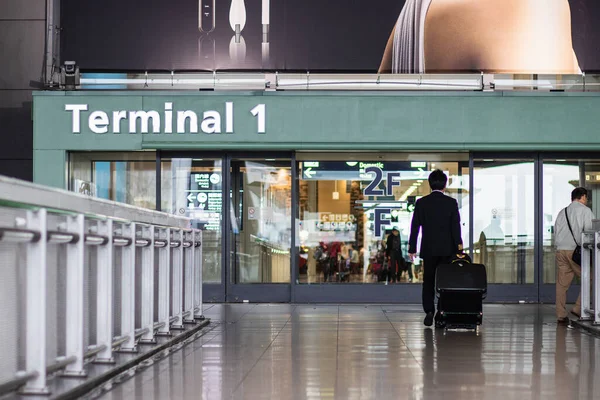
[98,304,599,400]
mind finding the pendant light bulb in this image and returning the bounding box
[229,0,246,40]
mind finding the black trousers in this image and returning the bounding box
[390,252,412,281]
[422,256,451,314]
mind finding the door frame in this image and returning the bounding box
[158,151,294,303]
[157,150,596,304]
[292,152,472,304]
[469,152,541,302]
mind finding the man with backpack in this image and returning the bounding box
[554,187,595,323]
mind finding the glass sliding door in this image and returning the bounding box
[541,157,600,302]
[159,153,293,303]
[294,153,469,303]
[472,156,537,301]
[227,157,292,302]
[161,157,225,301]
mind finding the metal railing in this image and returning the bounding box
[580,231,600,325]
[0,176,204,396]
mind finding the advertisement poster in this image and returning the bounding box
[61,0,600,73]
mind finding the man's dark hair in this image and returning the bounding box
[428,169,447,191]
[572,187,588,201]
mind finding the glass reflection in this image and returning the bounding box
[230,160,292,284]
[297,159,469,284]
[472,160,535,284]
[543,160,599,284]
[161,158,223,284]
[69,152,157,209]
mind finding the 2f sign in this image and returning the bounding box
[251,104,266,134]
[364,166,401,196]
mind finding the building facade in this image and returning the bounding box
[33,90,599,303]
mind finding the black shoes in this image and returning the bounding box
[424,312,434,327]
[434,312,446,328]
[425,311,447,328]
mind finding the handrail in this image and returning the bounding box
[113,236,132,246]
[0,227,41,243]
[0,175,205,396]
[46,356,78,375]
[84,234,109,246]
[0,175,190,229]
[0,371,39,395]
[47,231,79,244]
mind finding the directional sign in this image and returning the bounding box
[300,161,426,181]
[304,167,316,178]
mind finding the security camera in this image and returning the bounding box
[64,61,76,74]
[60,61,80,90]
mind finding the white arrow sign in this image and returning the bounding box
[304,167,316,178]
[187,193,196,202]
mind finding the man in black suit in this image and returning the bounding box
[408,170,463,328]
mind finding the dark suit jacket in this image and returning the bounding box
[408,191,462,257]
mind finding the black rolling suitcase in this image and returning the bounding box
[435,254,487,329]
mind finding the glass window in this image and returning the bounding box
[230,159,292,284]
[161,158,223,284]
[543,159,599,284]
[296,155,469,284]
[472,159,534,284]
[69,152,157,209]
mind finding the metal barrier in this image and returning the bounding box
[580,231,600,325]
[0,176,204,396]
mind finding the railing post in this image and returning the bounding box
[119,222,137,352]
[595,231,600,325]
[581,232,592,320]
[194,230,203,319]
[140,225,156,343]
[95,219,114,363]
[21,209,49,394]
[157,228,171,336]
[183,230,195,324]
[171,229,184,330]
[63,213,87,378]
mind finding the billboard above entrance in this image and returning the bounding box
[62,0,600,74]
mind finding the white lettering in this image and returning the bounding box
[201,111,221,134]
[112,111,127,133]
[177,111,198,133]
[165,102,173,134]
[129,111,160,134]
[226,102,234,133]
[250,104,266,134]
[89,111,109,134]
[65,104,88,133]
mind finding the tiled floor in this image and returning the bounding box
[98,304,600,400]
